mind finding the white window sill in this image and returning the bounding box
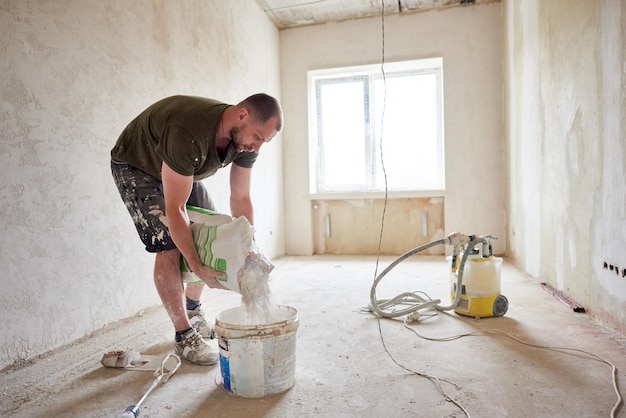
[308,190,445,200]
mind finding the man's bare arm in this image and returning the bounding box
[161,162,227,289]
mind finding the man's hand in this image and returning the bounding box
[190,264,229,290]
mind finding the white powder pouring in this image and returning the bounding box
[237,250,277,324]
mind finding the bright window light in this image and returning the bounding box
[308,58,445,194]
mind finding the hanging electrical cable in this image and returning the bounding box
[369,1,471,416]
[368,3,621,417]
[371,0,388,287]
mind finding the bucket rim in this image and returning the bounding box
[215,305,298,330]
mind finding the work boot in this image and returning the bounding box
[187,306,215,339]
[175,328,218,365]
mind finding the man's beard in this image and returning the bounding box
[230,124,252,153]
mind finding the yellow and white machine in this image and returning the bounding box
[448,234,508,318]
[369,232,508,320]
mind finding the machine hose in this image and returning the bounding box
[369,236,490,318]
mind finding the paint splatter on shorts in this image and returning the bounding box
[111,161,216,253]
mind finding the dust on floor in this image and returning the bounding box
[1,256,624,417]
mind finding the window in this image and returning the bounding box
[308,58,445,195]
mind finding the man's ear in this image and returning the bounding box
[237,107,249,122]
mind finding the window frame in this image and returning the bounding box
[307,57,445,199]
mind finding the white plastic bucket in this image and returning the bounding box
[215,305,299,398]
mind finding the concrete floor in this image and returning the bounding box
[1,255,625,418]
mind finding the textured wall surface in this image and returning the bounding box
[0,0,282,370]
[312,198,445,255]
[504,0,626,331]
[280,4,505,256]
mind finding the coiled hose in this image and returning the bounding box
[369,235,490,318]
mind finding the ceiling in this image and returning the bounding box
[255,0,497,29]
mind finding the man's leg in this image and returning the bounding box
[184,181,216,338]
[153,248,217,366]
[154,249,189,331]
[111,162,217,365]
[185,282,214,338]
[185,283,204,304]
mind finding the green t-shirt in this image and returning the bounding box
[111,95,257,181]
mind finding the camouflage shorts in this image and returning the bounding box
[111,161,215,253]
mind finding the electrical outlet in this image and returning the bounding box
[602,261,626,278]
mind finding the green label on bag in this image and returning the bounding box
[215,258,227,272]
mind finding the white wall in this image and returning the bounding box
[280,4,505,256]
[504,0,626,331]
[0,0,283,370]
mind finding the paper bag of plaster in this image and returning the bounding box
[181,205,254,293]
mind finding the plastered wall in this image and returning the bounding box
[504,0,626,331]
[0,0,283,370]
[312,198,445,255]
[280,4,505,256]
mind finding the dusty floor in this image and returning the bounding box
[1,255,625,418]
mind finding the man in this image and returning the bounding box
[111,94,283,365]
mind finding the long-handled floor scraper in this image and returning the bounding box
[117,353,181,418]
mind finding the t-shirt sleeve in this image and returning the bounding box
[233,151,258,168]
[154,125,205,176]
